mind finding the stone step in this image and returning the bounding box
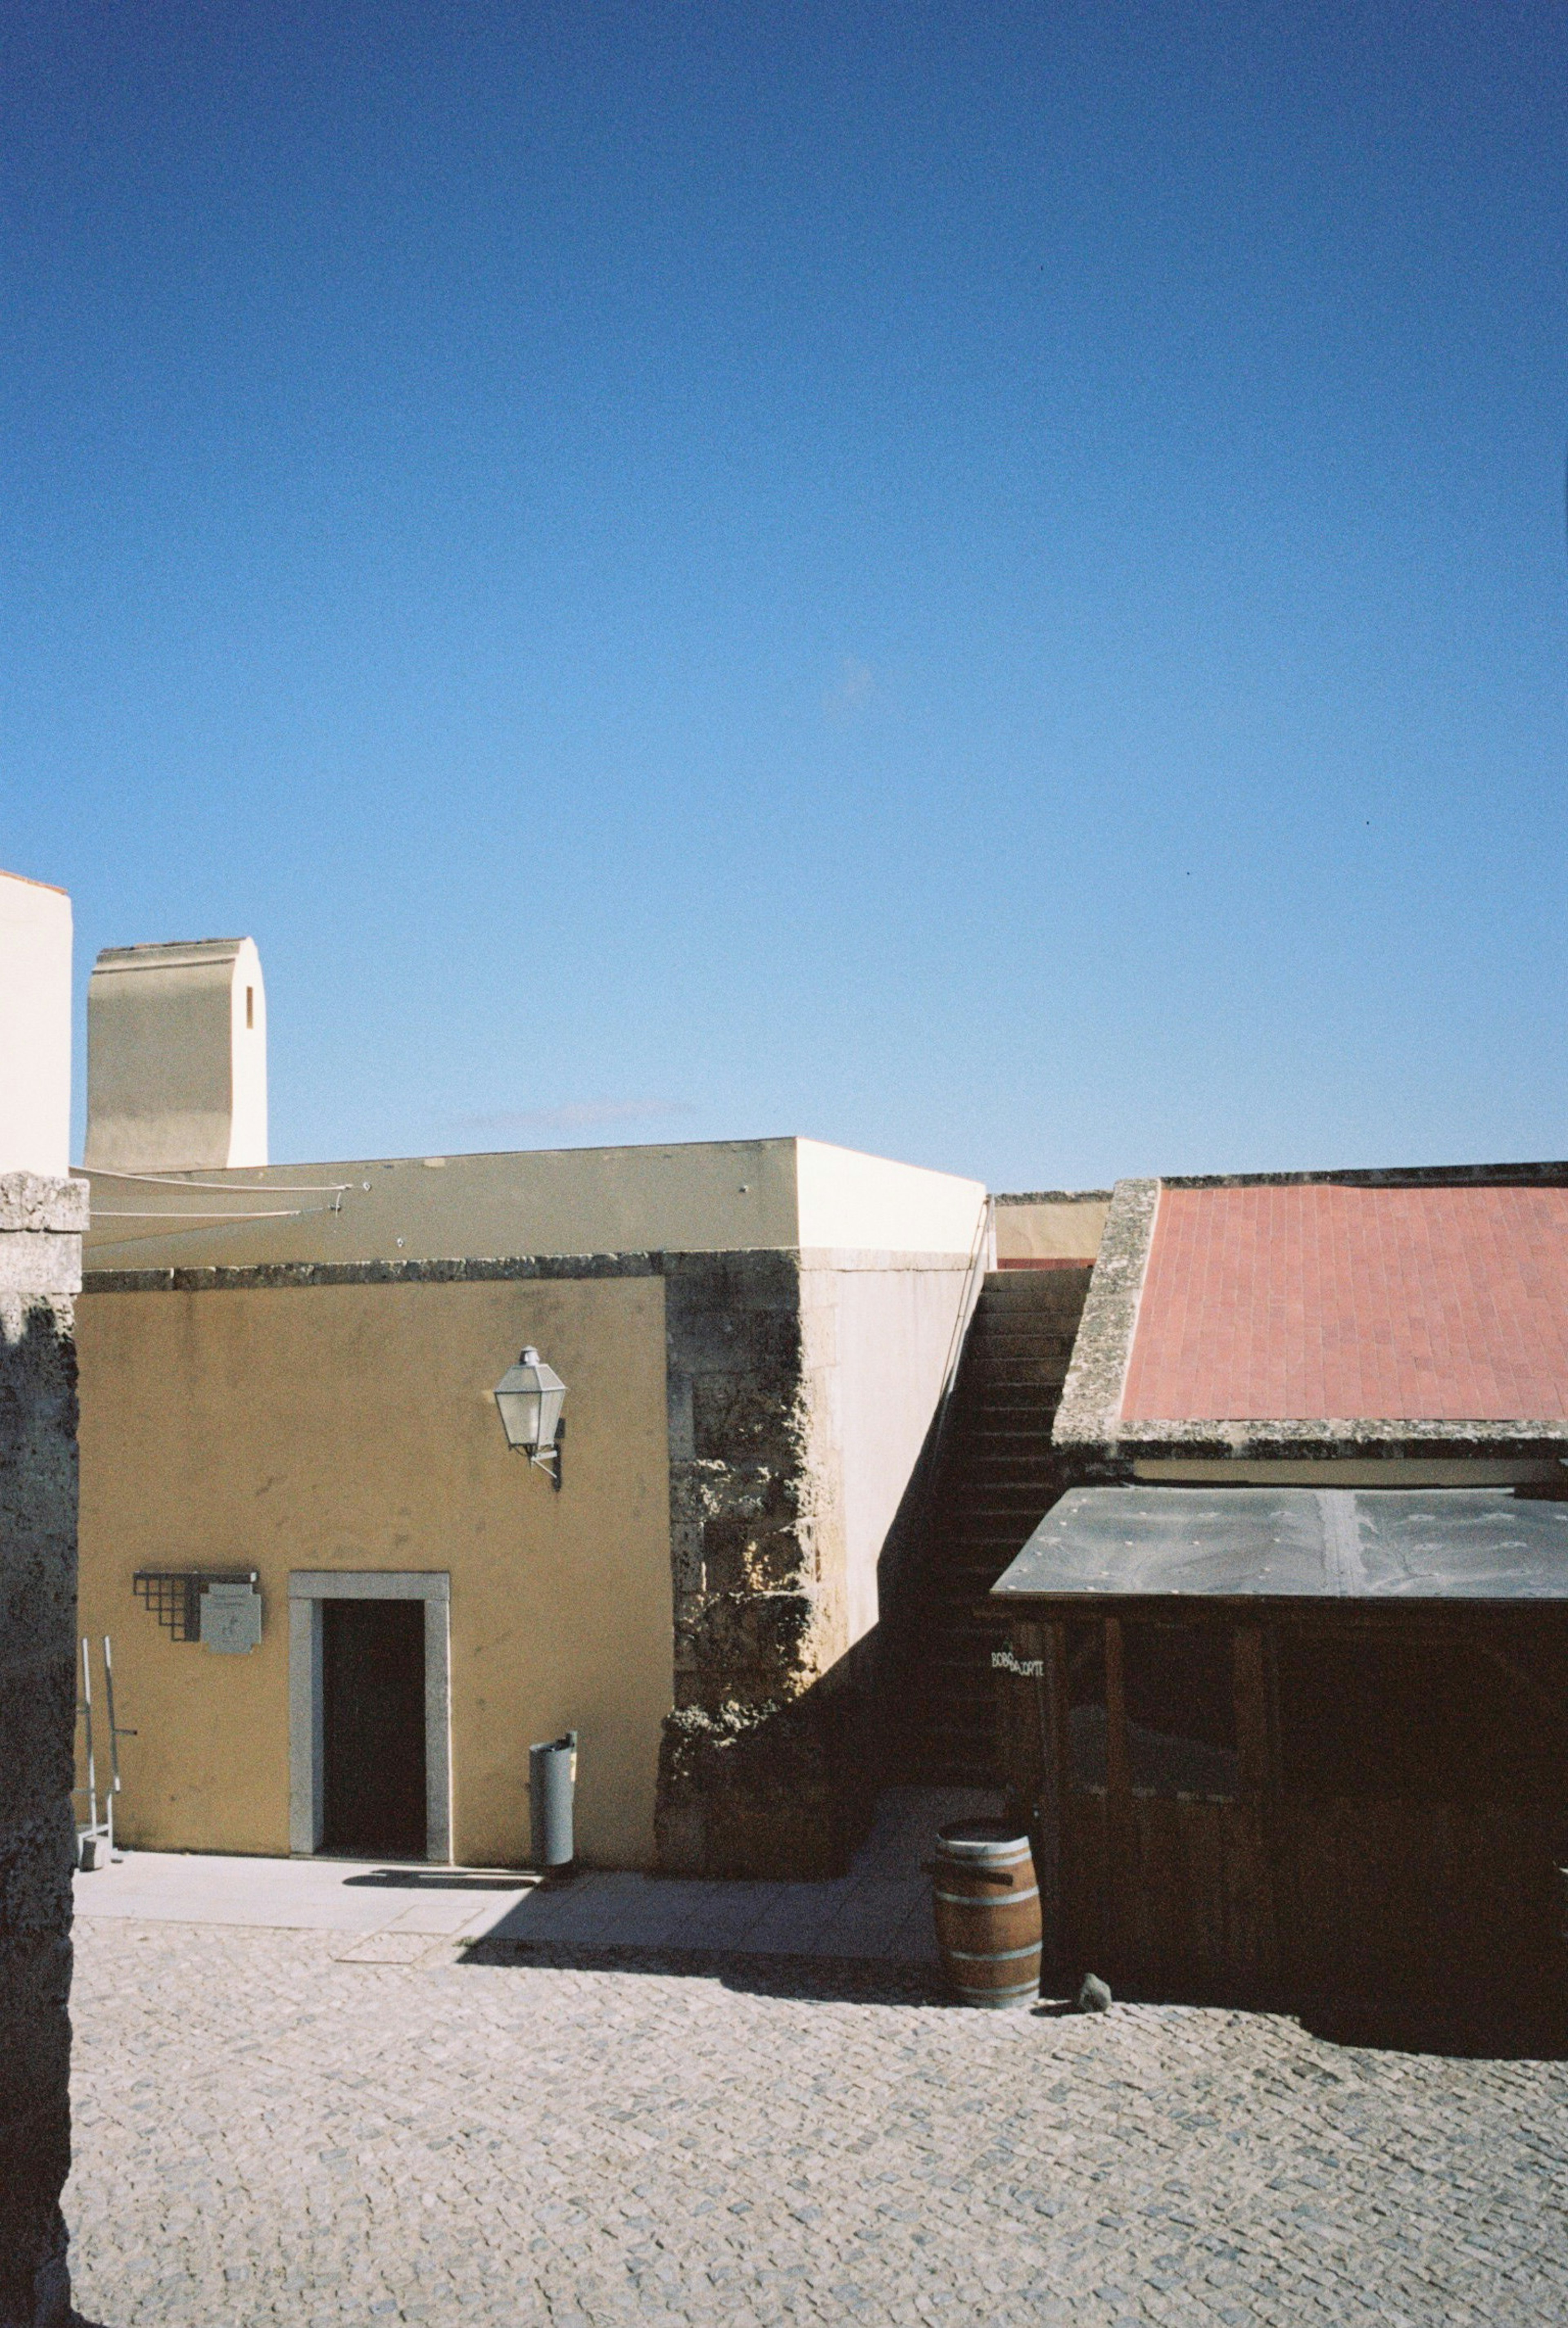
[959,1368,1071,1396]
[953,1412,1063,1438]
[973,1313,1085,1333]
[948,1399,1064,1428]
[942,1401,1065,1427]
[932,1500,1059,1530]
[975,1270,1092,1305]
[890,1269,1083,1788]
[947,1443,1060,1468]
[935,1477,1058,1500]
[963,1335,1079,1366]
[933,1502,1054,1521]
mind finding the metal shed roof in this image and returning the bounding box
[991,1486,1568,1604]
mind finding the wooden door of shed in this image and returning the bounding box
[998,1615,1281,2005]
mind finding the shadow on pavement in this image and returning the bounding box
[345,1869,530,1891]
[1300,1997,1568,2062]
[459,1936,949,2007]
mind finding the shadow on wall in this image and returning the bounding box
[873,1397,948,1776]
[653,1394,949,1886]
[0,1284,81,2328]
[655,1630,885,1881]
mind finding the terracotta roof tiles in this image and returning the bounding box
[1120,1182,1568,1424]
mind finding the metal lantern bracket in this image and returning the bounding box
[541,1417,564,1492]
[514,1419,566,1490]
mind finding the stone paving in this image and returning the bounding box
[66,1902,1568,2327]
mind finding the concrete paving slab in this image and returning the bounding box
[70,1851,491,1934]
[381,1891,525,1936]
[70,1788,1000,1965]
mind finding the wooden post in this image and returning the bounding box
[1234,1625,1269,1798]
[1104,1617,1129,1792]
[1234,1622,1280,1998]
[1103,1617,1135,1986]
[1034,1621,1065,1993]
[997,1618,1045,1814]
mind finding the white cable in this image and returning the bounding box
[90,1209,314,1221]
[74,1169,352,1194]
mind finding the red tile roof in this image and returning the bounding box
[1119,1182,1568,1423]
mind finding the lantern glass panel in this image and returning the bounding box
[536,1378,566,1448]
[495,1381,543,1450]
[493,1346,566,1455]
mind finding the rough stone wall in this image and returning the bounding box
[656,1251,858,1879]
[0,1174,85,2328]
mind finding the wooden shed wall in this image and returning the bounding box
[999,1611,1568,2017]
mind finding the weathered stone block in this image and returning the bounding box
[673,1589,825,1711]
[656,1695,855,1880]
[0,1935,72,2119]
[0,1805,75,1938]
[699,1508,811,1595]
[659,1247,865,1876]
[0,1174,80,2328]
[692,1373,801,1464]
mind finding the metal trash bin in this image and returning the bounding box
[529,1729,578,1876]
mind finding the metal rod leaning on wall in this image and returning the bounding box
[78,1638,97,1845]
[75,1636,134,1868]
[104,1635,135,1814]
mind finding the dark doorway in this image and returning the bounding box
[321,1598,428,1858]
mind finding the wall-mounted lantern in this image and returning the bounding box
[493,1346,566,1489]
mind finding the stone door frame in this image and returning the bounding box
[287,1570,452,1862]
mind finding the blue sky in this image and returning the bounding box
[3,2,1564,1187]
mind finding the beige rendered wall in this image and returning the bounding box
[76,1272,671,1869]
[799,1254,972,1655]
[994,1193,1110,1264]
[795,1139,986,1261]
[85,936,267,1173]
[0,869,72,1177]
[80,1138,802,1271]
[79,1135,986,1275]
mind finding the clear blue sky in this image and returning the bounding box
[4,3,1564,1188]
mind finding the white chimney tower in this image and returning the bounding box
[0,868,73,1176]
[85,936,267,1172]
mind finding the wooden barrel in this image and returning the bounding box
[933,1820,1042,2007]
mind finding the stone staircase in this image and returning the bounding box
[895,1266,1093,1787]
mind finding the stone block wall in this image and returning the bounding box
[0,1173,85,2328]
[657,1251,859,1878]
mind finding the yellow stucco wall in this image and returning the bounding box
[76,1272,672,1869]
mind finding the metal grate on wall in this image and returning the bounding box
[133,1570,258,1644]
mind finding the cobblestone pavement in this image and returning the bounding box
[65,1916,1568,2328]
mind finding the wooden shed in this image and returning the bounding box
[991,1485,1568,2027]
